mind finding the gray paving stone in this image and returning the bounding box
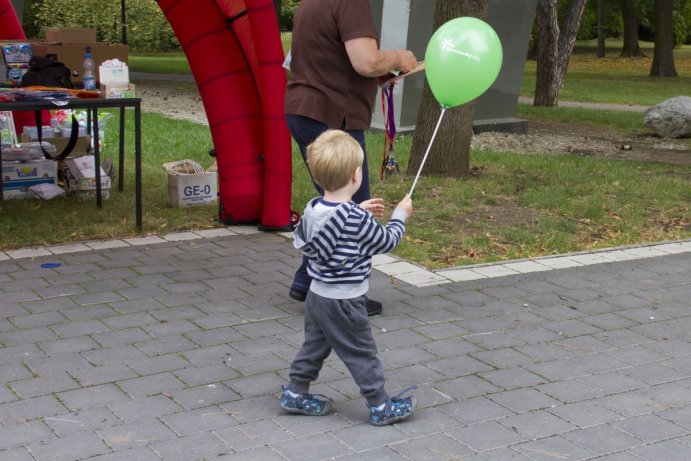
[439,396,515,425]
[60,304,118,321]
[50,319,110,338]
[180,344,234,366]
[92,327,153,348]
[472,348,535,369]
[594,391,662,418]
[562,424,644,457]
[125,353,191,376]
[85,446,162,461]
[214,446,287,461]
[272,433,354,461]
[580,371,648,394]
[489,388,561,414]
[57,383,130,411]
[0,344,46,365]
[69,363,138,387]
[11,311,68,329]
[0,447,35,461]
[135,335,200,357]
[214,419,293,451]
[387,432,475,460]
[0,420,55,451]
[43,406,121,437]
[98,418,177,450]
[499,410,576,439]
[117,372,186,399]
[149,431,230,461]
[434,375,501,401]
[537,379,606,403]
[10,371,79,398]
[28,431,110,461]
[479,367,547,390]
[605,345,670,366]
[0,326,57,346]
[0,395,67,420]
[160,405,236,437]
[513,435,595,461]
[613,413,688,443]
[108,394,183,423]
[446,420,527,451]
[622,362,689,385]
[168,382,240,410]
[39,336,101,356]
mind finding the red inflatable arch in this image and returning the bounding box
[156,0,295,230]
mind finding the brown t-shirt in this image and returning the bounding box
[284,0,379,131]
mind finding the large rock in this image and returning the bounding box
[643,96,691,138]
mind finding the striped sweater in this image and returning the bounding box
[293,197,408,299]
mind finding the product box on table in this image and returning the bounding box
[42,27,97,43]
[20,133,92,159]
[100,83,135,99]
[1,159,58,199]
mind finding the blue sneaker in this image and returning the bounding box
[280,386,333,416]
[368,386,417,426]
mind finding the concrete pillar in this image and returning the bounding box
[371,0,538,134]
[10,0,24,23]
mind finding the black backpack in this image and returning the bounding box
[21,54,73,89]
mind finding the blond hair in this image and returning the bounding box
[307,130,364,192]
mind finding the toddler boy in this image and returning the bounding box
[280,129,416,426]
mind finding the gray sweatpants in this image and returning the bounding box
[288,291,388,407]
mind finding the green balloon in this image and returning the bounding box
[425,17,503,108]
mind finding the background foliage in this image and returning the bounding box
[22,0,691,51]
[24,0,179,51]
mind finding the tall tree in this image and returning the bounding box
[407,0,488,180]
[619,0,643,57]
[533,0,587,107]
[597,0,607,57]
[649,0,678,76]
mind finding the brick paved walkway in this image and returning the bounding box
[1,231,690,461]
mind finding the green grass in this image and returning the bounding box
[520,40,691,106]
[3,38,690,268]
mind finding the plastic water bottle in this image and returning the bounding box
[83,46,96,90]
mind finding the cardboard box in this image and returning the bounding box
[20,134,92,158]
[70,189,110,202]
[64,175,111,191]
[43,27,97,43]
[167,171,218,208]
[64,156,106,180]
[100,82,135,99]
[30,42,128,83]
[1,159,58,199]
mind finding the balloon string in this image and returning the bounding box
[408,107,447,197]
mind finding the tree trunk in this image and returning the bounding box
[619,0,643,57]
[534,0,559,106]
[596,0,606,57]
[649,0,678,77]
[407,0,488,180]
[534,0,586,107]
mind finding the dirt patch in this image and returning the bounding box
[472,119,691,167]
[135,79,691,166]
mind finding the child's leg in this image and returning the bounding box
[288,296,332,394]
[312,294,388,407]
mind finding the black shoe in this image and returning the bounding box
[289,288,307,302]
[366,299,383,317]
